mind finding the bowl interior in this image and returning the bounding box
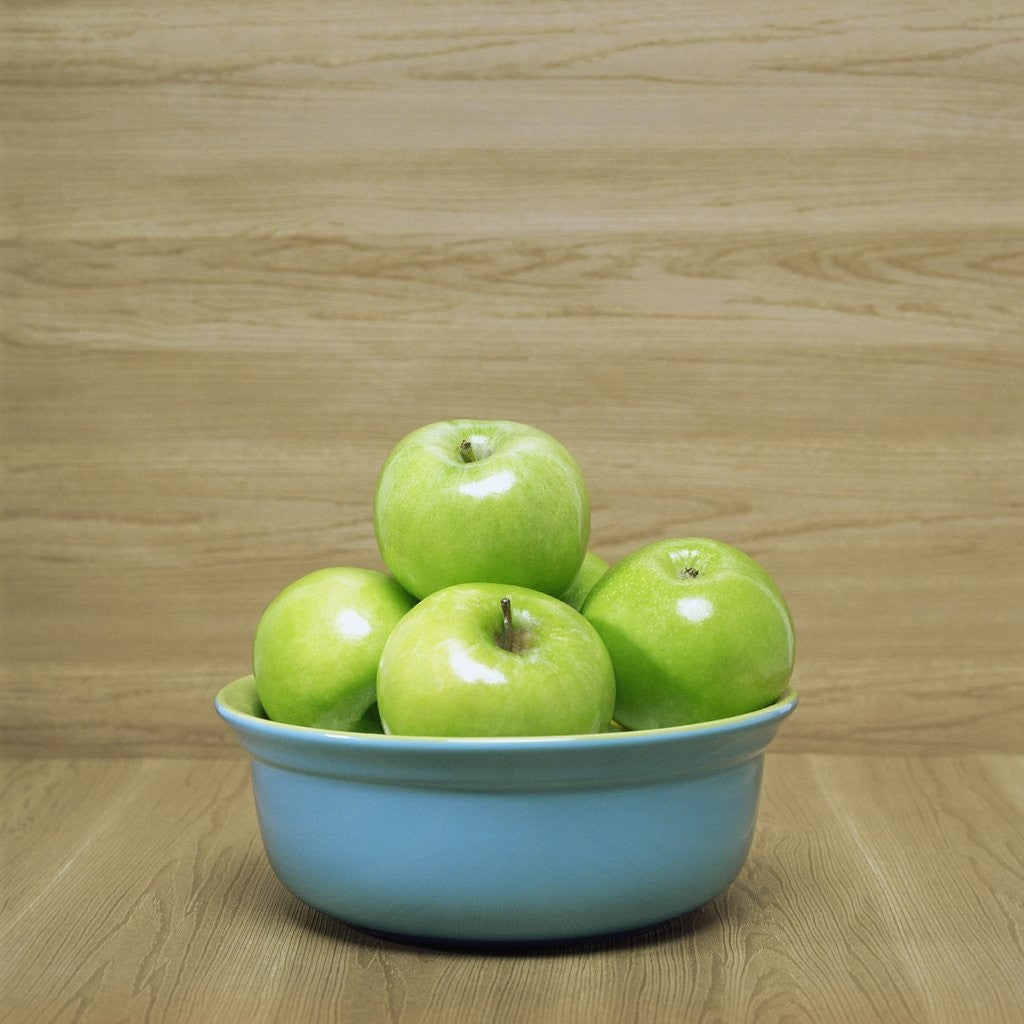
[216,674,797,745]
[215,675,798,788]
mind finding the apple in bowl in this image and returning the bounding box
[583,538,795,729]
[373,419,589,600]
[253,567,416,731]
[377,582,615,738]
[559,550,610,611]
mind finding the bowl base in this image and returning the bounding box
[345,904,711,953]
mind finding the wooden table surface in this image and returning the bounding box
[2,2,1022,1022]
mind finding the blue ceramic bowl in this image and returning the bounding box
[215,676,797,945]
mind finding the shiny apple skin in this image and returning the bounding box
[377,583,615,738]
[559,550,610,611]
[373,419,589,600]
[582,538,794,729]
[253,567,416,730]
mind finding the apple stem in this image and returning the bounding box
[500,597,513,652]
[458,439,477,463]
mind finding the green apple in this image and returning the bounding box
[559,550,610,611]
[373,419,589,600]
[253,567,416,730]
[376,582,615,737]
[582,538,794,729]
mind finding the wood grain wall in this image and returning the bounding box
[2,1,1022,757]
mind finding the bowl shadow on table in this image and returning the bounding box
[270,885,722,958]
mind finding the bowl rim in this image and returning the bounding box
[215,675,799,752]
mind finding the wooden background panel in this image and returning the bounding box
[2,1,1023,756]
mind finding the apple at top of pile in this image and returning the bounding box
[374,419,590,600]
[582,538,795,729]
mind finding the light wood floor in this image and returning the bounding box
[3,755,1022,1024]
